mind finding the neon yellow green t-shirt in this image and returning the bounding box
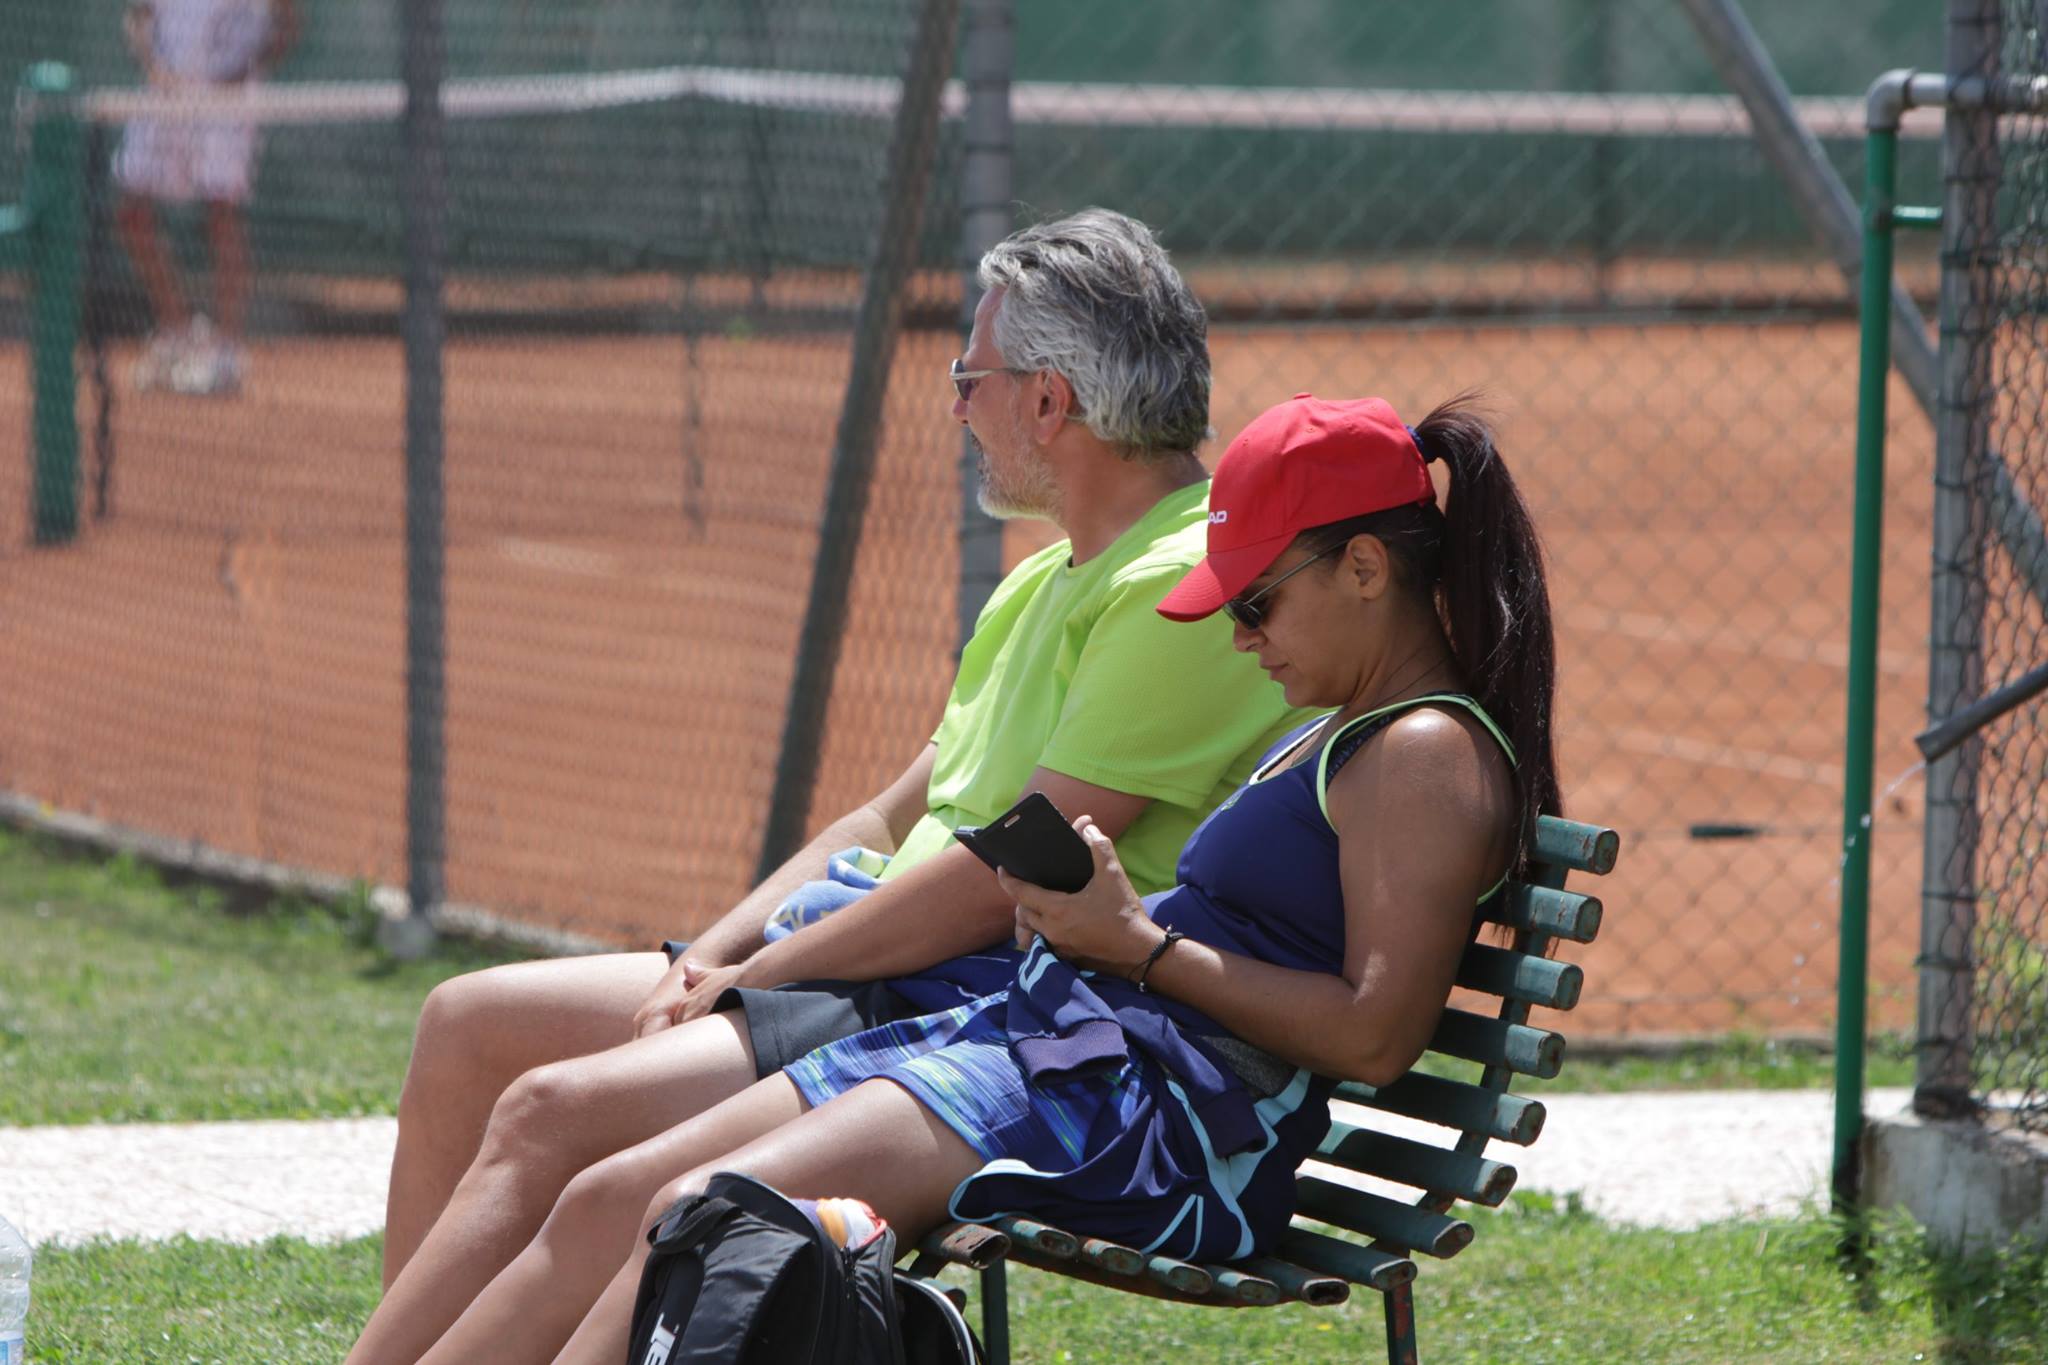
[884,482,1315,895]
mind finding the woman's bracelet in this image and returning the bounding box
[1133,929,1185,993]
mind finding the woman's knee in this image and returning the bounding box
[544,1154,681,1255]
[641,1168,712,1234]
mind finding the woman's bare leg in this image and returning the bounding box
[552,1079,983,1365]
[353,1000,762,1365]
[382,952,671,1283]
[397,1073,820,1365]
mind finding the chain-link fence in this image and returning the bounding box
[1,1,1952,1039]
[1912,0,2048,1131]
[2,0,970,946]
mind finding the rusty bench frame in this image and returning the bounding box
[905,814,1620,1365]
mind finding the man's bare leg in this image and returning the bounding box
[382,951,670,1283]
[355,1003,766,1365]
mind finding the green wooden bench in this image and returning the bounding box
[907,813,1620,1365]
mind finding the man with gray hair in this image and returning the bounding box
[354,207,1308,1361]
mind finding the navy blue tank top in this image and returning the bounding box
[890,693,1511,1026]
[1138,692,1513,1037]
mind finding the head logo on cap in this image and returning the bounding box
[1157,394,1431,622]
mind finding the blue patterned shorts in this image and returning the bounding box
[784,993,1149,1169]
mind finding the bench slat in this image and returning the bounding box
[1532,817,1620,875]
[1078,1236,1142,1276]
[1146,1255,1213,1296]
[1334,1073,1546,1145]
[1295,1176,1474,1259]
[1427,1008,1564,1079]
[992,1216,1078,1259]
[1204,1265,1281,1306]
[1233,1256,1349,1306]
[1235,1254,1352,1305]
[1312,1121,1517,1205]
[1455,943,1583,1010]
[1274,1227,1417,1293]
[917,1221,1011,1271]
[1483,883,1603,944]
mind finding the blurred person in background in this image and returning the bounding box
[115,0,299,396]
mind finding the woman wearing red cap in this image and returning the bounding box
[453,393,1559,1363]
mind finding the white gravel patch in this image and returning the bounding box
[1,1118,398,1247]
[1,1089,1914,1245]
[1314,1087,1913,1229]
[1488,1086,1913,1225]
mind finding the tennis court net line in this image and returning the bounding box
[63,64,1949,141]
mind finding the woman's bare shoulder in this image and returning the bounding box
[1325,703,1514,835]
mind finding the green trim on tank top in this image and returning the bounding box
[1312,693,1518,904]
[1246,711,1338,785]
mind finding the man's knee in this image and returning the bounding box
[479,1057,591,1161]
[409,971,488,1065]
[399,969,527,1115]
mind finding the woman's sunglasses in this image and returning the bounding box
[1222,543,1343,631]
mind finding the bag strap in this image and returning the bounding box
[895,1273,982,1365]
[647,1193,743,1253]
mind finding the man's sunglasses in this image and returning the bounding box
[950,357,1031,402]
[1222,542,1344,631]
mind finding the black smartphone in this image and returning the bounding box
[951,791,1094,893]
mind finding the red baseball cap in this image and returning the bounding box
[1157,394,1432,622]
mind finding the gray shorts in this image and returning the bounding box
[660,941,913,1078]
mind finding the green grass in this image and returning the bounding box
[1518,1031,1918,1094]
[0,826,536,1125]
[25,1203,2048,1363]
[29,1236,382,1364]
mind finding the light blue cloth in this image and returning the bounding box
[761,847,889,943]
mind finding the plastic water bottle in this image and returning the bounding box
[0,1213,29,1365]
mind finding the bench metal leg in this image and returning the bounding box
[1382,1279,1418,1365]
[980,1259,1010,1365]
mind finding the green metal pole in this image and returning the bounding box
[1833,124,1898,1214]
[26,62,84,545]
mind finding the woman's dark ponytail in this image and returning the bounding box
[1302,394,1560,866]
[1412,393,1561,855]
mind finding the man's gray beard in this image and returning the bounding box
[974,445,1059,521]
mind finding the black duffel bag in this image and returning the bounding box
[628,1171,980,1365]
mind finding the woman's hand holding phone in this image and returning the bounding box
[997,816,1165,977]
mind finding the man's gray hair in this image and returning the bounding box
[978,208,1210,459]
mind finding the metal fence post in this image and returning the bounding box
[757,0,963,876]
[955,0,1014,653]
[1834,95,1902,1212]
[24,62,83,547]
[1918,0,2002,1117]
[393,0,448,957]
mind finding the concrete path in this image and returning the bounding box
[0,1088,1913,1246]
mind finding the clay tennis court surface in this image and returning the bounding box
[0,310,1942,1040]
